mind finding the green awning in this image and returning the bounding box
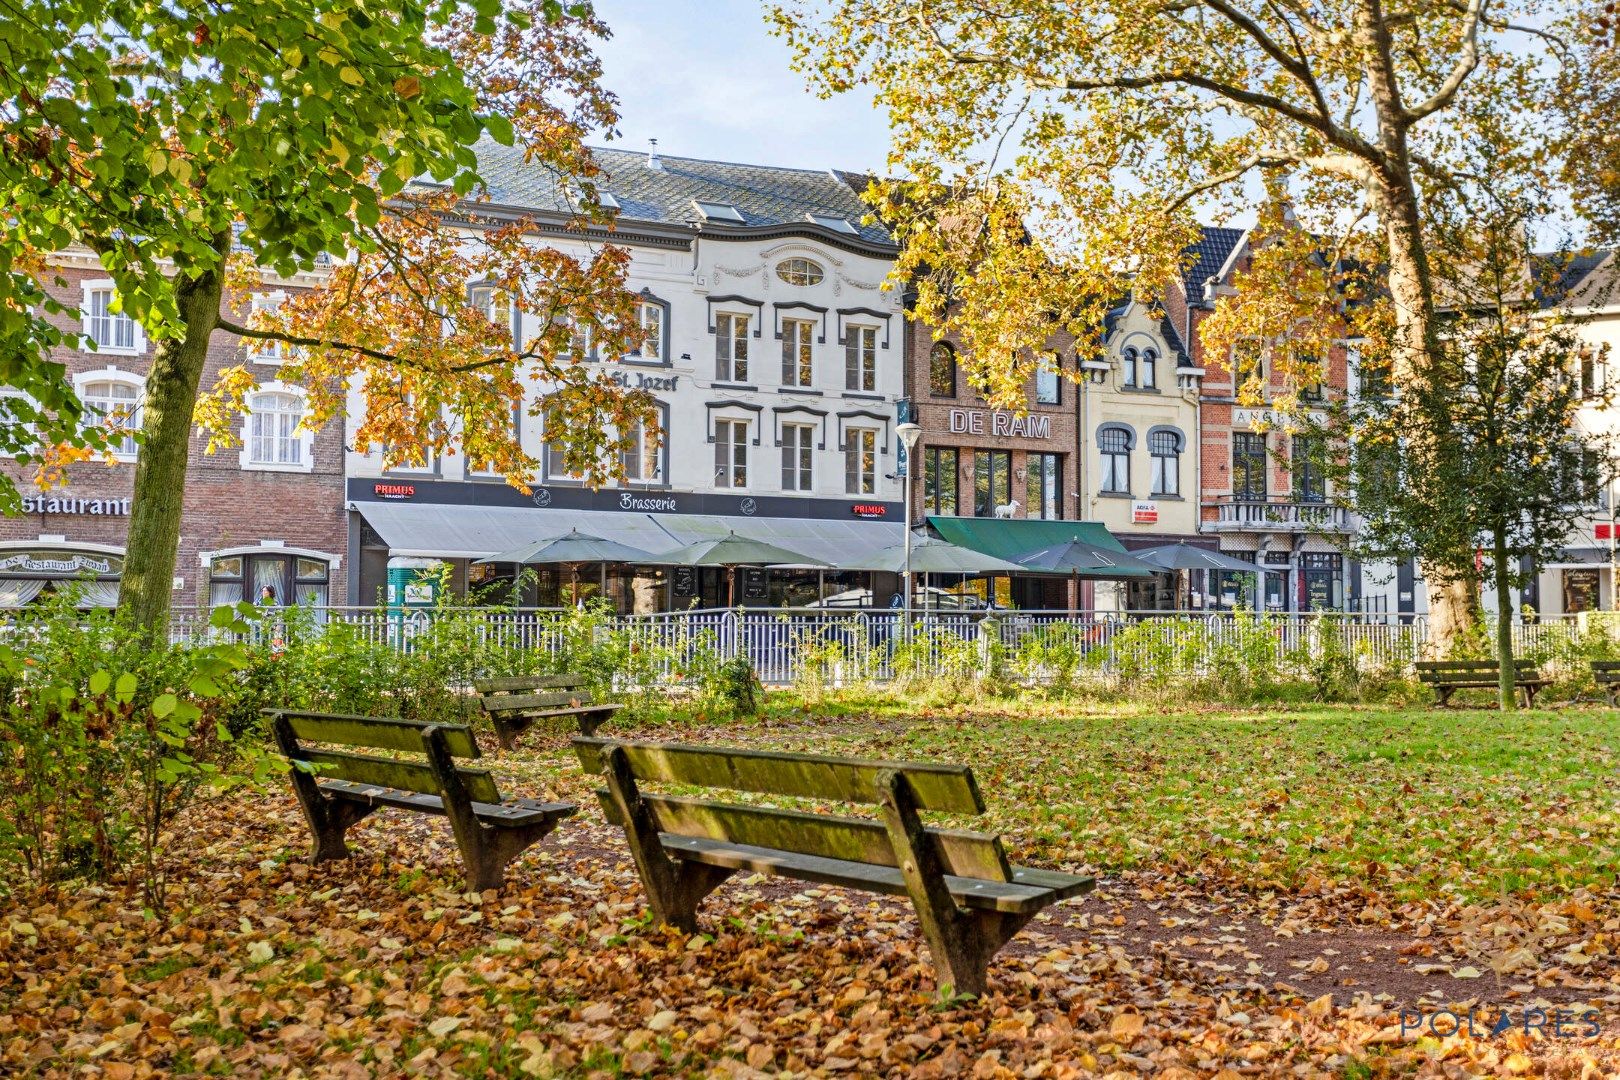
[926,517,1155,579]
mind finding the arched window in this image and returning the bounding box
[1122,346,1139,388]
[1149,428,1182,495]
[78,374,143,458]
[1098,425,1134,494]
[243,388,311,470]
[774,258,825,286]
[1140,348,1158,389]
[929,342,956,396]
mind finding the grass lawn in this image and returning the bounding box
[7,698,1620,1077]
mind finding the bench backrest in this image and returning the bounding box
[475,674,593,715]
[1416,660,1538,675]
[572,736,1012,882]
[1592,660,1620,673]
[268,709,501,803]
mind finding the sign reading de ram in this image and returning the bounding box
[947,409,1052,439]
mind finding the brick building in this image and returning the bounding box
[0,249,347,614]
[1172,227,1357,612]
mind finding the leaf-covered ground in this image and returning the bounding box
[6,701,1620,1077]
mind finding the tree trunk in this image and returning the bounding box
[1492,528,1515,711]
[118,256,226,642]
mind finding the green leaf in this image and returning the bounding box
[190,674,221,698]
[88,670,111,696]
[153,693,178,719]
[483,112,514,147]
[115,673,138,701]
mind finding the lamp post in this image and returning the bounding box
[896,421,923,641]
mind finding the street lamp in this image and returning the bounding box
[896,422,924,639]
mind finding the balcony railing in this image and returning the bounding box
[1208,496,1351,532]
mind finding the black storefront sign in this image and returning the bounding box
[672,567,697,598]
[742,568,767,601]
[347,477,901,522]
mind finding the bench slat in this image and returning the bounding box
[604,791,1012,881]
[269,711,479,758]
[660,834,1093,915]
[573,737,984,814]
[481,691,593,713]
[317,779,576,828]
[474,675,588,693]
[1416,661,1538,672]
[298,748,501,803]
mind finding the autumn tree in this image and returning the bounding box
[1314,221,1616,706]
[1,0,652,639]
[770,0,1581,646]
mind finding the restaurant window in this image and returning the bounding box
[1232,431,1267,499]
[1149,428,1182,496]
[544,406,581,481]
[1564,568,1601,613]
[1026,452,1062,520]
[1034,355,1061,405]
[1358,354,1391,399]
[1300,552,1343,611]
[782,318,815,387]
[845,427,877,495]
[82,282,142,353]
[247,292,287,363]
[619,418,662,484]
[924,447,958,516]
[845,325,877,392]
[1233,339,1264,390]
[1214,551,1259,611]
[973,448,1013,516]
[244,389,309,470]
[715,313,750,382]
[1291,435,1325,502]
[1098,425,1132,494]
[470,404,521,477]
[468,285,513,342]
[929,342,957,396]
[635,300,664,361]
[715,418,748,488]
[79,375,143,458]
[781,422,814,491]
[209,552,330,608]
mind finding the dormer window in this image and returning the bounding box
[694,200,745,223]
[807,213,858,235]
[775,258,825,287]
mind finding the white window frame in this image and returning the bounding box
[714,418,749,489]
[781,422,815,492]
[716,313,750,382]
[247,291,288,364]
[75,368,144,460]
[620,418,664,484]
[1149,429,1182,496]
[1034,357,1061,404]
[239,382,315,473]
[844,426,878,495]
[845,325,877,392]
[468,285,515,344]
[636,301,664,361]
[782,318,815,387]
[80,280,144,355]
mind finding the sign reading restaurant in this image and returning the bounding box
[18,494,130,516]
[946,408,1051,439]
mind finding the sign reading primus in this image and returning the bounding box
[947,408,1051,439]
[19,494,130,515]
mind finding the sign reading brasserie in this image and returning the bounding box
[947,408,1051,439]
[19,494,130,516]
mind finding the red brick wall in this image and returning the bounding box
[0,259,348,610]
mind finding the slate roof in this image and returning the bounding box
[468,141,895,249]
[1535,249,1611,306]
[1179,225,1246,304]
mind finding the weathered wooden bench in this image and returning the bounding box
[573,736,1093,996]
[474,674,621,750]
[1416,660,1548,707]
[268,709,576,891]
[1591,660,1620,706]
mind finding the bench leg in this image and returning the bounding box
[878,769,1027,998]
[1434,687,1453,708]
[576,712,612,738]
[274,715,378,862]
[424,727,563,892]
[493,718,524,752]
[603,745,736,930]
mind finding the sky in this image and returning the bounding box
[589,0,893,173]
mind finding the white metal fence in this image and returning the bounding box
[152,605,1616,687]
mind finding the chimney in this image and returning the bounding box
[647,138,662,171]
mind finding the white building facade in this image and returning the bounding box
[344,146,906,611]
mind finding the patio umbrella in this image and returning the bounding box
[474,529,661,605]
[1016,537,1159,615]
[651,531,829,606]
[1131,541,1276,611]
[850,534,1026,575]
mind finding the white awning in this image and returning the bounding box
[354,503,903,566]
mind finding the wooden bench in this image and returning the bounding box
[474,674,621,750]
[572,736,1093,996]
[1591,660,1620,705]
[1416,660,1548,707]
[268,709,576,891]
